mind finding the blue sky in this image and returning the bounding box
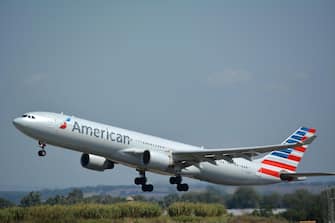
[0,1,334,189]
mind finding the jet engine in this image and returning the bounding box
[142,150,173,170]
[80,153,114,171]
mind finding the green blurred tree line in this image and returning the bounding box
[0,186,333,222]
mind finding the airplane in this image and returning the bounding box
[12,111,335,192]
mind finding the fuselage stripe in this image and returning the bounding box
[280,148,293,154]
[286,139,299,144]
[266,155,298,166]
[262,159,296,171]
[300,127,316,133]
[291,135,302,141]
[290,150,304,157]
[294,146,306,153]
[300,127,310,132]
[270,152,302,162]
[287,154,301,162]
[308,128,316,133]
[295,131,306,136]
[271,151,289,159]
[258,168,280,178]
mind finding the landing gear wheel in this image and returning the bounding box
[37,141,47,157]
[134,177,147,185]
[141,184,154,192]
[169,176,182,184]
[177,183,189,192]
[38,150,46,157]
[135,170,154,192]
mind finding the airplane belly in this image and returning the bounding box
[193,161,275,185]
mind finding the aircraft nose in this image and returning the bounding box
[12,117,23,129]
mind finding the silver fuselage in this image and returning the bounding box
[13,112,280,185]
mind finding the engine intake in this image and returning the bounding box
[81,153,114,171]
[142,150,173,170]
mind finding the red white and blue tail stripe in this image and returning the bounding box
[258,127,316,178]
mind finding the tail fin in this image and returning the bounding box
[258,127,316,178]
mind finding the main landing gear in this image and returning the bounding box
[134,170,189,192]
[134,170,154,192]
[38,141,47,157]
[170,175,189,191]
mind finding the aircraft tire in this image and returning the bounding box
[134,177,146,185]
[38,150,46,156]
[170,176,182,184]
[142,184,153,192]
[177,183,189,191]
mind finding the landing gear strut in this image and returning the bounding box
[170,175,189,192]
[135,170,154,192]
[38,141,47,157]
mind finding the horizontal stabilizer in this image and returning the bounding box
[280,172,335,181]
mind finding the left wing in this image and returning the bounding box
[173,136,316,164]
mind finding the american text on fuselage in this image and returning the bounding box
[72,121,130,145]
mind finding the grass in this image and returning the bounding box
[0,202,288,223]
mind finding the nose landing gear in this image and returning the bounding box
[38,141,47,157]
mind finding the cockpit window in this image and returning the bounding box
[22,114,35,119]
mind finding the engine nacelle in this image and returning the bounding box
[80,153,114,171]
[142,150,173,170]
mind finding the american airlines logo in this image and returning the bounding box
[59,117,71,129]
[71,121,130,145]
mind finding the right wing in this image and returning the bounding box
[172,136,316,165]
